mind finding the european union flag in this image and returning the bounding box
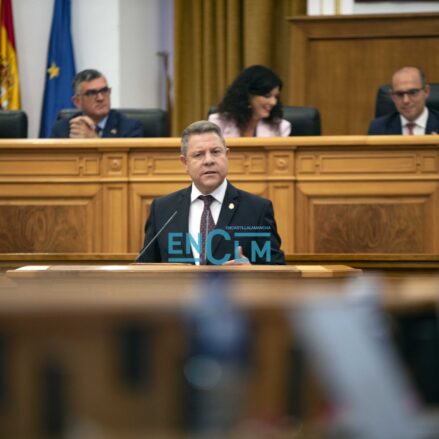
[39,0,76,138]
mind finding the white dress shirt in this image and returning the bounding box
[400,107,429,135]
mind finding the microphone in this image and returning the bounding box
[136,210,178,262]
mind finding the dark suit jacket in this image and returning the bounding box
[368,108,439,135]
[50,109,144,138]
[137,182,285,265]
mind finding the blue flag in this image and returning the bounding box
[39,0,76,138]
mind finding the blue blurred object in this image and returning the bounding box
[184,272,251,434]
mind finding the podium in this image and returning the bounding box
[2,264,359,311]
[0,263,361,437]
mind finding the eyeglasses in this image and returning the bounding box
[78,86,111,98]
[390,88,423,99]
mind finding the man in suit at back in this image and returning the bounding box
[368,66,439,135]
[51,69,143,138]
[137,120,285,265]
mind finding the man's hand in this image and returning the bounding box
[223,246,250,265]
[69,116,98,138]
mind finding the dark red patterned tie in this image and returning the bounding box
[406,122,415,135]
[199,195,215,264]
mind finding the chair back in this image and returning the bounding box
[207,106,321,136]
[375,83,439,117]
[283,106,321,136]
[57,108,170,137]
[0,110,28,138]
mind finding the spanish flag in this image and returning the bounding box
[0,0,20,110]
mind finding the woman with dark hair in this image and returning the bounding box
[208,65,291,137]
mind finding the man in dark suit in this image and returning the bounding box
[51,69,143,138]
[137,120,284,265]
[369,67,439,407]
[368,66,439,135]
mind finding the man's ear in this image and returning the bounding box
[72,95,81,109]
[424,84,431,98]
[180,155,187,167]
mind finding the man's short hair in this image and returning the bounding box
[72,69,105,94]
[391,66,427,89]
[180,120,225,156]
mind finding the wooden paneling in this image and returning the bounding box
[313,200,427,253]
[0,204,89,252]
[0,184,102,253]
[1,136,439,256]
[288,13,439,135]
[296,180,438,253]
[294,138,439,253]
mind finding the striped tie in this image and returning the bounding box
[199,195,215,264]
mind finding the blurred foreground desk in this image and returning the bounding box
[3,264,359,312]
[2,262,436,311]
[0,264,360,438]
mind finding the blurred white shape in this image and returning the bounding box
[290,276,428,439]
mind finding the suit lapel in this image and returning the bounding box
[212,182,240,257]
[168,185,193,262]
[216,182,239,230]
[103,110,118,137]
[387,114,402,134]
[173,186,191,234]
[426,111,439,134]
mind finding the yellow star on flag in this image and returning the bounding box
[47,62,60,79]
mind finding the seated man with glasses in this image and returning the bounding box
[51,69,144,138]
[368,66,439,135]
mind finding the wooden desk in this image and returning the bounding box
[1,136,439,256]
[2,264,359,313]
[3,262,437,312]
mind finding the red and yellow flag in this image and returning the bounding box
[0,0,20,109]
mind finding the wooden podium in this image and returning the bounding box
[3,264,359,311]
[0,264,359,437]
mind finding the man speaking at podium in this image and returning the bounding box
[137,120,285,265]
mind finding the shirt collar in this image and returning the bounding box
[400,107,429,129]
[191,179,228,204]
[96,116,108,131]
